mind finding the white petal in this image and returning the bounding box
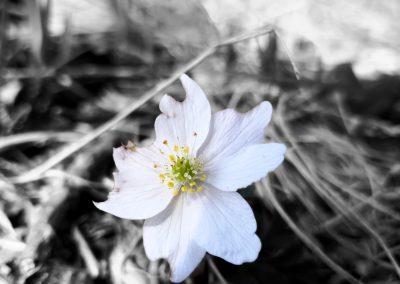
[143,194,205,282]
[193,186,261,264]
[199,101,272,164]
[113,144,167,171]
[94,146,173,219]
[204,143,286,191]
[154,74,211,155]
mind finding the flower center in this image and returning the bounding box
[157,142,206,196]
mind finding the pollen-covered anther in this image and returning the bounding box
[183,146,189,154]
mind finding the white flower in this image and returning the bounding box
[94,74,286,282]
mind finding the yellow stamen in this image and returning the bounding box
[183,146,189,154]
[163,140,168,145]
[158,148,205,196]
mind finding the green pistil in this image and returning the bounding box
[171,156,202,183]
[158,143,206,195]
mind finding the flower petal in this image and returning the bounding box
[199,101,272,164]
[193,186,261,264]
[143,194,205,283]
[94,146,173,219]
[113,144,168,171]
[155,74,211,155]
[204,143,286,191]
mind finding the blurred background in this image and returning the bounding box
[1,0,400,283]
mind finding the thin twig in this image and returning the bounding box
[10,25,273,184]
[274,29,300,81]
[2,66,148,80]
[72,226,100,278]
[0,131,79,152]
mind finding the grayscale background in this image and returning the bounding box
[1,1,399,283]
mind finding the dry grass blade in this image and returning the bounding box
[72,226,100,279]
[275,30,300,81]
[258,179,363,284]
[0,131,78,152]
[10,25,273,184]
[0,209,15,236]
